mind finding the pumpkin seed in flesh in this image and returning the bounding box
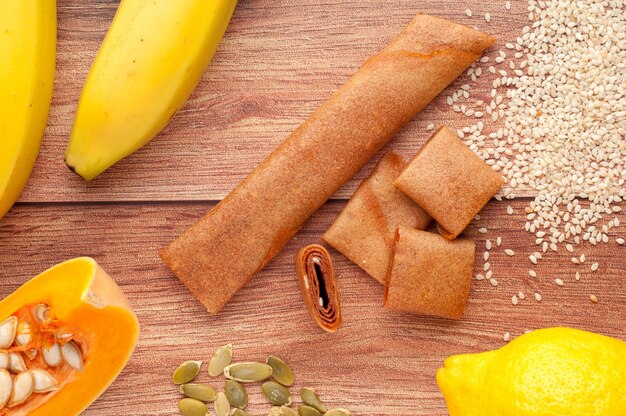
[8,352,26,373]
[180,383,217,402]
[42,342,62,367]
[173,360,203,385]
[31,369,58,393]
[213,392,230,416]
[9,371,34,407]
[208,343,232,377]
[178,397,208,416]
[267,355,294,387]
[325,409,352,416]
[34,304,49,322]
[231,409,250,416]
[224,362,273,383]
[300,388,327,413]
[15,322,31,346]
[224,380,248,409]
[0,317,17,349]
[0,352,8,369]
[298,405,322,416]
[0,369,11,409]
[262,381,292,406]
[61,341,83,371]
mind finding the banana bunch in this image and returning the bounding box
[65,0,238,180]
[0,1,56,220]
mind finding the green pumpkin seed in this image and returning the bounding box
[224,380,248,409]
[269,406,297,416]
[298,405,322,416]
[180,383,217,402]
[325,409,351,416]
[300,388,327,413]
[231,409,250,416]
[173,361,202,385]
[267,355,294,387]
[178,398,208,416]
[223,362,273,382]
[208,344,233,377]
[262,381,292,406]
[213,392,230,416]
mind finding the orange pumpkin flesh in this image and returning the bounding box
[0,257,139,415]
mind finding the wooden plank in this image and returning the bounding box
[20,0,533,203]
[1,200,624,415]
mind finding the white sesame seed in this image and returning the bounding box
[528,270,537,277]
[479,227,488,234]
[505,249,515,256]
[483,252,490,261]
[617,238,625,245]
[555,278,564,286]
[512,295,519,305]
[529,255,537,265]
[426,123,435,131]
[575,271,581,281]
[503,332,510,342]
[489,278,498,287]
[475,274,485,281]
[506,206,513,215]
[483,262,490,271]
[465,9,473,17]
[534,293,542,302]
[518,292,525,300]
[486,240,492,250]
[505,1,511,10]
[590,263,599,272]
[496,237,502,247]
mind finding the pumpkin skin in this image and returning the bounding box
[0,257,139,415]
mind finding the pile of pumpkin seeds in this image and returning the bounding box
[172,344,351,416]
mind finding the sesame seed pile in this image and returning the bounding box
[445,0,625,332]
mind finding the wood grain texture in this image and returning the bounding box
[3,1,626,415]
[0,201,624,415]
[20,0,533,202]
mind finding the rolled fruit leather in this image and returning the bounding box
[160,14,496,314]
[296,244,342,333]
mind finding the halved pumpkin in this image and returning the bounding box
[0,257,139,415]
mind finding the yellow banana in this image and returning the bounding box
[65,0,238,180]
[0,1,56,220]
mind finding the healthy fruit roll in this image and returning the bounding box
[295,245,342,333]
[394,126,505,239]
[323,152,432,284]
[160,14,496,314]
[384,227,475,319]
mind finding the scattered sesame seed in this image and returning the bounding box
[590,262,599,272]
[479,227,488,234]
[617,238,625,245]
[484,13,491,22]
[505,249,515,256]
[426,123,435,131]
[512,295,519,305]
[566,244,574,253]
[579,254,586,263]
[489,278,498,287]
[503,332,510,342]
[590,295,598,303]
[465,8,473,17]
[575,271,581,281]
[518,292,525,300]
[476,274,485,281]
[496,237,502,247]
[486,240,492,250]
[483,252,490,261]
[505,1,511,11]
[555,278,564,286]
[534,293,542,302]
[528,270,537,277]
[529,255,537,265]
[483,262,490,271]
[506,206,513,215]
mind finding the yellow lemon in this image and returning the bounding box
[437,327,626,415]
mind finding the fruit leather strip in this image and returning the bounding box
[394,126,504,240]
[295,245,342,333]
[160,14,496,314]
[323,152,432,284]
[384,227,475,319]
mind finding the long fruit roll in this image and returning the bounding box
[160,14,496,314]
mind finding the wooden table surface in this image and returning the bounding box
[1,1,625,415]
